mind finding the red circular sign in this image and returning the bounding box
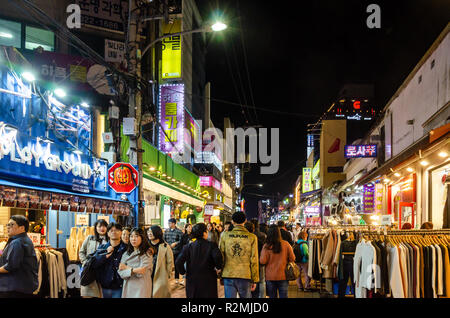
[108,163,139,193]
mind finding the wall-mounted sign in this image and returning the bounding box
[344,145,377,158]
[105,39,125,63]
[375,183,384,214]
[312,159,320,190]
[159,84,184,154]
[302,168,312,193]
[307,134,314,158]
[97,215,110,223]
[76,0,128,33]
[199,176,222,192]
[235,168,241,188]
[184,109,201,155]
[304,206,320,214]
[76,214,89,226]
[204,204,214,216]
[363,184,375,213]
[161,19,182,79]
[108,162,138,193]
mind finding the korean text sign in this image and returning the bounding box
[302,168,312,193]
[161,19,182,79]
[344,145,377,158]
[76,0,128,32]
[159,84,184,154]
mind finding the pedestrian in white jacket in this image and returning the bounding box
[118,228,153,298]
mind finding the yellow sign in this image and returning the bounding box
[161,19,182,79]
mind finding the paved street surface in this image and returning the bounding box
[169,277,323,298]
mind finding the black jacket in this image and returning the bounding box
[0,233,38,294]
[280,228,294,245]
[175,239,223,298]
[93,242,127,290]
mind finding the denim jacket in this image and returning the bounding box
[0,233,38,294]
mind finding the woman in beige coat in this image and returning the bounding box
[118,228,153,298]
[148,225,174,298]
[79,220,108,298]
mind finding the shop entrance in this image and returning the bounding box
[398,202,415,229]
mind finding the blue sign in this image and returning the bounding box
[344,145,377,158]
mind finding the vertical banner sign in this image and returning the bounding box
[159,84,185,154]
[161,19,182,79]
[184,109,201,155]
[307,134,314,158]
[375,183,384,214]
[302,168,312,193]
[363,184,375,213]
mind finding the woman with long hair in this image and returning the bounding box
[206,223,219,245]
[260,224,295,298]
[147,225,174,298]
[118,228,153,298]
[79,219,108,298]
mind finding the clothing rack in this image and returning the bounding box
[35,244,52,248]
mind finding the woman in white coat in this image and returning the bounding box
[118,228,153,298]
[148,225,174,298]
[79,219,108,298]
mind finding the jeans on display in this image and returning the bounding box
[266,280,289,298]
[102,288,122,298]
[338,257,355,298]
[296,263,311,289]
[223,278,252,298]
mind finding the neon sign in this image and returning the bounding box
[344,145,377,158]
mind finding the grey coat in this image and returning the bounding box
[118,250,153,298]
[79,235,106,297]
[152,242,174,298]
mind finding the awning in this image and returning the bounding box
[357,134,430,186]
[143,175,204,207]
[0,178,128,203]
[300,189,322,201]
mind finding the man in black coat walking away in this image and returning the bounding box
[277,221,294,245]
[175,223,223,298]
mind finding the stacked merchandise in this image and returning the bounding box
[34,246,70,298]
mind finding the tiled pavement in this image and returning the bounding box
[169,277,325,298]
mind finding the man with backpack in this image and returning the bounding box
[293,231,311,291]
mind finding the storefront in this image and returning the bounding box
[0,62,137,248]
[428,162,450,228]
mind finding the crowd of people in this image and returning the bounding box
[0,213,313,298]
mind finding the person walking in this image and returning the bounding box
[293,231,311,291]
[219,212,259,298]
[148,225,174,298]
[260,224,296,298]
[178,223,193,286]
[118,228,153,298]
[0,215,38,298]
[175,223,223,298]
[92,223,127,298]
[79,219,108,298]
[250,219,267,298]
[277,221,294,245]
[293,223,302,242]
[163,219,183,285]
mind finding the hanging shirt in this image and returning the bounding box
[388,245,404,298]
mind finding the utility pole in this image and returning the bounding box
[127,0,144,227]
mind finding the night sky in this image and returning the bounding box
[198,0,450,218]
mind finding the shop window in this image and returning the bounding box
[0,19,22,48]
[25,26,55,51]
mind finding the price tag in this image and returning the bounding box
[76,214,89,226]
[27,233,41,245]
[97,215,110,223]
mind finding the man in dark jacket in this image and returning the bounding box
[93,222,127,298]
[175,223,223,298]
[0,215,38,298]
[277,221,294,245]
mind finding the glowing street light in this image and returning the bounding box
[211,22,227,32]
[54,88,66,98]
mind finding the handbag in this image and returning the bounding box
[285,261,300,281]
[80,249,108,286]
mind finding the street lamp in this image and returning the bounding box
[142,21,227,57]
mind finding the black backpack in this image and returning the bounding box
[293,241,307,263]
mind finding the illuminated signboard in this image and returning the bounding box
[307,134,314,158]
[159,84,184,154]
[344,145,377,158]
[184,109,201,156]
[161,19,182,79]
[363,184,375,213]
[304,206,320,214]
[312,160,320,179]
[302,168,312,193]
[235,168,241,188]
[200,176,222,192]
[334,99,375,121]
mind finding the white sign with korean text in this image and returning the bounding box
[76,214,89,226]
[97,215,110,223]
[105,39,125,63]
[27,233,41,245]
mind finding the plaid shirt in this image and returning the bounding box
[163,227,183,254]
